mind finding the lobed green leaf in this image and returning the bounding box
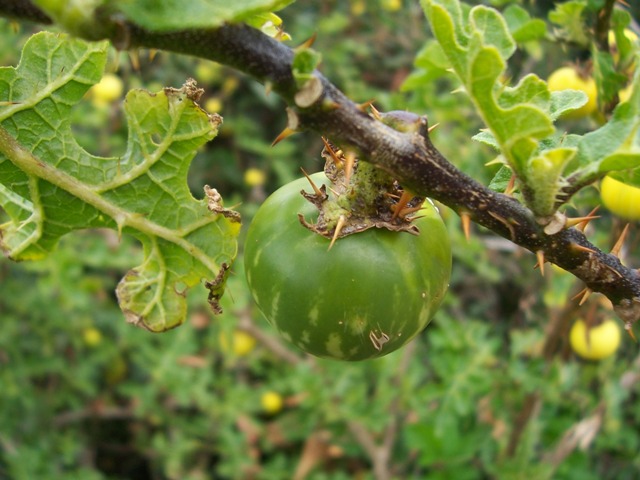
[422,0,564,216]
[502,5,546,44]
[0,32,240,331]
[548,1,589,47]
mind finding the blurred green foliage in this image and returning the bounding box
[1,1,640,479]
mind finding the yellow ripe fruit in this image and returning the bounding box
[222,76,240,95]
[82,327,102,347]
[195,62,221,84]
[90,73,124,105]
[244,168,267,187]
[350,0,366,16]
[219,330,256,356]
[569,318,621,361]
[609,29,639,64]
[381,0,402,11]
[600,175,640,220]
[261,391,284,414]
[204,97,223,113]
[547,67,597,118]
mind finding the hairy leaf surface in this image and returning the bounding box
[0,32,240,331]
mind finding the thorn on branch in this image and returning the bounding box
[535,250,546,276]
[569,243,597,255]
[272,127,297,146]
[610,223,630,258]
[295,32,317,51]
[573,206,600,232]
[572,287,593,306]
[460,212,471,242]
[488,210,517,242]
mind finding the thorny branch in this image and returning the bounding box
[2,1,640,327]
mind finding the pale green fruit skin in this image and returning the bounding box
[244,173,451,361]
[569,318,621,361]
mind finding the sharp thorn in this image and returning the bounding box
[574,206,600,232]
[296,32,317,51]
[391,191,413,220]
[300,167,323,197]
[369,104,381,119]
[571,287,592,305]
[460,212,471,242]
[322,137,344,168]
[128,50,140,71]
[605,263,624,278]
[504,173,517,197]
[357,99,376,112]
[488,211,516,241]
[328,215,346,251]
[610,223,630,257]
[579,289,592,306]
[535,250,545,276]
[148,49,158,62]
[570,243,597,255]
[566,214,601,230]
[397,205,424,219]
[427,123,440,133]
[271,127,297,146]
[321,137,343,167]
[571,287,587,301]
[344,151,356,184]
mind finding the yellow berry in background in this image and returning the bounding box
[261,391,284,414]
[195,62,221,84]
[609,29,639,64]
[89,73,124,105]
[547,67,597,118]
[618,84,632,103]
[204,97,223,113]
[219,329,256,356]
[82,327,102,347]
[350,0,366,16]
[380,0,402,12]
[600,175,640,220]
[244,168,267,187]
[569,318,621,361]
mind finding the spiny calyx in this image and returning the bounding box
[298,138,426,244]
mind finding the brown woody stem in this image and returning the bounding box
[2,1,640,325]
